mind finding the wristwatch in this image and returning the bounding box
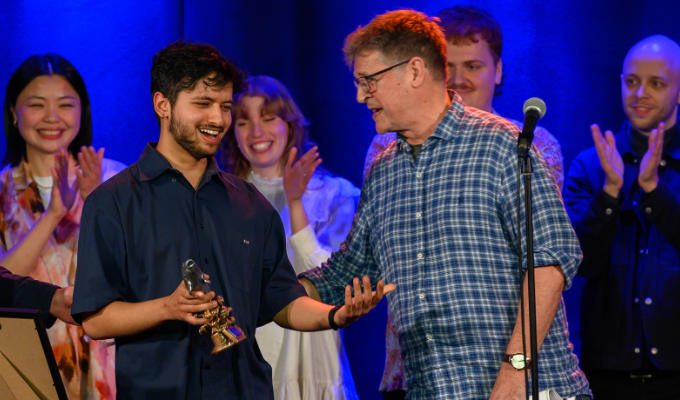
[504,353,531,370]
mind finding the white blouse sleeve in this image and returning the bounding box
[287,176,359,275]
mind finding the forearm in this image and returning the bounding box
[289,225,333,274]
[288,199,310,235]
[1,210,62,275]
[298,277,321,301]
[82,297,170,339]
[273,295,332,331]
[489,266,566,398]
[505,265,564,355]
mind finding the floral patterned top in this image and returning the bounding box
[0,158,126,400]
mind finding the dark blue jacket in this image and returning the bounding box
[564,122,680,371]
[0,266,58,327]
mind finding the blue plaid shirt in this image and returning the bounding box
[301,97,590,399]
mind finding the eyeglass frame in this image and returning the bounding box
[353,58,411,93]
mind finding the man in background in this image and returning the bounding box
[564,34,680,400]
[364,5,563,188]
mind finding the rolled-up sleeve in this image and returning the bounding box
[498,135,582,289]
[299,180,380,305]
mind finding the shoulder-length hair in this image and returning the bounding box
[222,75,313,178]
[3,54,92,167]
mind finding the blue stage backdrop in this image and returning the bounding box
[1,1,678,398]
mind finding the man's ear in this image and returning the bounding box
[409,57,427,88]
[152,92,171,120]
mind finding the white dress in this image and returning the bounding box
[249,170,360,400]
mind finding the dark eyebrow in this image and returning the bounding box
[192,96,233,104]
[24,95,78,101]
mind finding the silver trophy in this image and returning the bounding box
[182,259,246,354]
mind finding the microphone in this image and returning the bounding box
[518,97,547,157]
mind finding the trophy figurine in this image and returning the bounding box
[182,259,246,354]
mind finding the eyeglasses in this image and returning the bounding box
[353,59,410,93]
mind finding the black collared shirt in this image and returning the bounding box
[72,143,305,399]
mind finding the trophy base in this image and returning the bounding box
[210,325,247,354]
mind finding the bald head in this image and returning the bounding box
[624,35,680,75]
[621,35,680,134]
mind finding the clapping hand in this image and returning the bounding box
[638,122,665,193]
[48,149,77,218]
[76,146,104,200]
[283,146,322,204]
[591,124,624,198]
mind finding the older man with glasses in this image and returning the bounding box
[299,9,590,400]
[362,6,568,399]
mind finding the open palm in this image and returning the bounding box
[591,124,623,197]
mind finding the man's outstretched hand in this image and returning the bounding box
[333,276,396,328]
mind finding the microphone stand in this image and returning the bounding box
[517,145,539,399]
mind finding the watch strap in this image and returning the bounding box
[328,305,342,330]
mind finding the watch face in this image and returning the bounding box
[509,354,526,369]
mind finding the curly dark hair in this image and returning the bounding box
[343,9,447,82]
[221,75,313,178]
[150,41,245,122]
[3,54,92,167]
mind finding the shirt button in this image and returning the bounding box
[634,297,640,304]
[634,347,641,354]
[632,201,638,206]
[605,208,613,216]
[639,249,647,255]
[644,297,653,306]
[644,207,652,215]
[415,212,422,218]
[650,347,659,355]
[417,253,424,260]
[415,172,423,179]
[660,159,667,167]
[418,293,425,300]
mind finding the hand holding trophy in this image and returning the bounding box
[182,259,246,354]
